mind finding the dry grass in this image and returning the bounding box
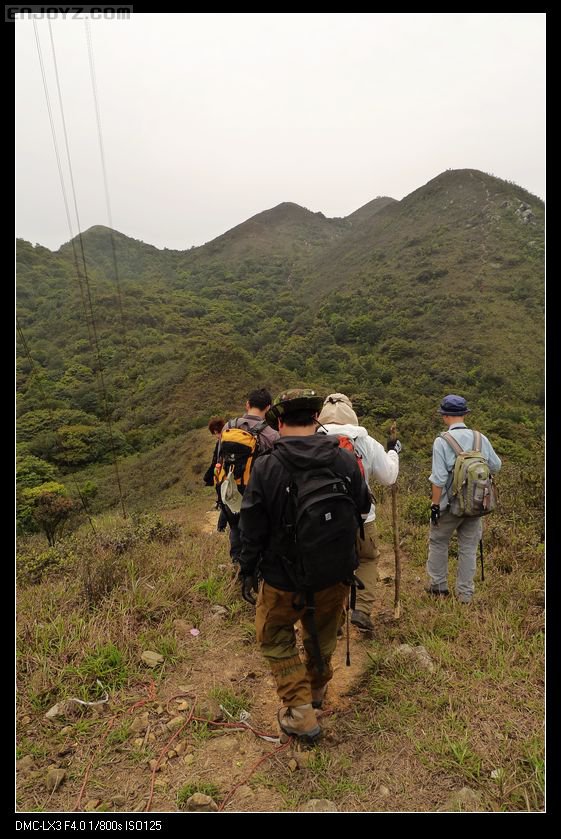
[16,479,544,813]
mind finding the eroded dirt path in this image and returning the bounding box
[20,505,402,814]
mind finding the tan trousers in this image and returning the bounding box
[354,519,380,614]
[255,581,349,707]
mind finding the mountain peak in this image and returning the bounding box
[346,196,397,225]
[59,225,159,252]
[245,202,326,225]
[409,168,543,204]
[198,200,345,262]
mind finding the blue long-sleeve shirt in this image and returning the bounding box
[429,423,502,509]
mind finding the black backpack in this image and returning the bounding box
[272,449,364,672]
[272,450,362,592]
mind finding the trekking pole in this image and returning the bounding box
[389,420,401,619]
[345,595,351,666]
[479,539,485,582]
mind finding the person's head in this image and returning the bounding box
[437,394,470,426]
[208,416,226,437]
[266,389,324,436]
[246,388,273,416]
[318,392,359,426]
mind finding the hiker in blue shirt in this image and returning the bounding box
[427,394,501,604]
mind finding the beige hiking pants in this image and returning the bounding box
[255,581,349,707]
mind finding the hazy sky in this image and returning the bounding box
[15,12,545,252]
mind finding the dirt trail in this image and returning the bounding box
[196,507,395,723]
[21,507,401,814]
[201,508,221,534]
[139,514,397,812]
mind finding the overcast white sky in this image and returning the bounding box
[15,12,545,252]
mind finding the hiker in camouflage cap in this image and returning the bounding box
[240,386,371,742]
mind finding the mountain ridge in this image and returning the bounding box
[16,166,544,506]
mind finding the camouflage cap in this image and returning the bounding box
[265,388,324,430]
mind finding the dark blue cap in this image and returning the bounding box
[438,394,470,416]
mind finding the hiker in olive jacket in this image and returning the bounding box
[427,394,501,604]
[239,389,371,741]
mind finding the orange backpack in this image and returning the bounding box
[336,434,365,478]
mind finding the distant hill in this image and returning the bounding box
[192,201,349,264]
[57,225,179,281]
[302,169,544,297]
[16,169,544,511]
[345,196,397,225]
[290,169,543,452]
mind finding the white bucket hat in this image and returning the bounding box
[220,468,242,513]
[318,393,359,426]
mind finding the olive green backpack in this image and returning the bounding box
[441,430,497,517]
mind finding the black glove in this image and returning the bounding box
[241,574,258,605]
[430,504,441,526]
[387,438,402,454]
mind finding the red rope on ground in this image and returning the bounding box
[165,693,278,739]
[218,737,293,811]
[71,687,286,813]
[191,716,279,739]
[74,715,116,811]
[144,698,197,812]
[74,680,156,811]
[144,697,284,812]
[128,679,157,714]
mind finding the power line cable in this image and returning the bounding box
[85,21,149,499]
[32,19,95,351]
[37,21,128,518]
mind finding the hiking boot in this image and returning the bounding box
[350,610,374,631]
[457,595,472,604]
[277,704,321,742]
[311,685,327,710]
[424,585,450,597]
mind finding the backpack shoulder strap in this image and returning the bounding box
[472,430,482,452]
[249,419,268,437]
[217,417,240,460]
[271,448,293,476]
[441,431,464,456]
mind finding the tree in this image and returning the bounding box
[19,481,76,545]
[16,454,57,488]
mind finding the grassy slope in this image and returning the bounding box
[16,453,544,813]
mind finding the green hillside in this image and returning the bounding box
[289,169,544,456]
[16,168,544,515]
